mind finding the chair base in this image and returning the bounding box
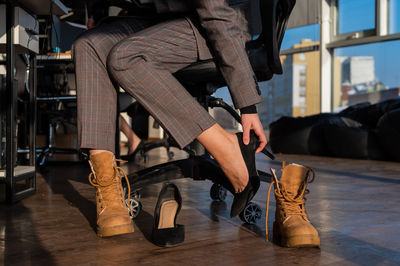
[126,154,272,196]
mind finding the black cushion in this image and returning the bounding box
[339,99,400,128]
[119,92,136,112]
[323,117,384,160]
[269,113,337,156]
[174,40,275,88]
[377,108,400,162]
[173,59,223,86]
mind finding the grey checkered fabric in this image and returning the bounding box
[73,0,263,152]
[73,18,154,152]
[107,18,217,150]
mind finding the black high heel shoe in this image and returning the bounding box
[230,131,261,218]
[121,140,146,161]
[152,183,185,247]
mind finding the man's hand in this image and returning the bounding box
[241,113,267,153]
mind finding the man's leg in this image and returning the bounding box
[73,18,152,237]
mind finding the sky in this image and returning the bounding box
[215,0,400,102]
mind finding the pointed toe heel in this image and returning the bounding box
[230,176,260,217]
[230,131,261,218]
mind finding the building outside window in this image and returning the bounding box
[334,40,400,110]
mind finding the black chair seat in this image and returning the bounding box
[173,59,223,86]
[174,42,273,90]
[119,92,136,112]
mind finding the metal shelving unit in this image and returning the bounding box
[1,0,68,203]
[0,0,37,203]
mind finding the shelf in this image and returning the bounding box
[0,165,35,180]
[1,1,37,204]
[36,54,72,61]
[18,0,68,16]
[37,95,76,102]
[13,187,36,202]
[0,5,40,53]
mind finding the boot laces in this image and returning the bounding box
[265,166,315,241]
[88,159,135,217]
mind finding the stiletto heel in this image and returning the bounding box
[121,140,146,161]
[152,183,185,247]
[230,131,261,218]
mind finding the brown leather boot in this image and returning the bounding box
[88,152,134,237]
[266,162,320,247]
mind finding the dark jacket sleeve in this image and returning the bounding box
[193,0,263,110]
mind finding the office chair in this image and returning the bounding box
[123,0,296,224]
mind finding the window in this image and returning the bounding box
[298,64,306,75]
[299,97,306,106]
[298,53,306,61]
[337,0,376,35]
[299,76,307,87]
[389,0,400,34]
[281,24,320,50]
[334,40,400,109]
[299,87,306,96]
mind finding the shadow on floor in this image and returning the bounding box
[40,163,97,232]
[0,204,56,265]
[322,230,400,265]
[134,209,154,244]
[316,169,400,184]
[257,157,400,184]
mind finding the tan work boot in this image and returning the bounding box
[88,152,134,237]
[266,162,320,247]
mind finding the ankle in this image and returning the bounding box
[128,138,142,153]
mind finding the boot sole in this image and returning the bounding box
[97,222,134,237]
[279,235,320,248]
[273,222,320,248]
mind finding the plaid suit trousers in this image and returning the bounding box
[73,17,216,152]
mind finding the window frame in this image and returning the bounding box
[332,0,377,41]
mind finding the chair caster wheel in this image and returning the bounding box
[133,190,141,199]
[210,183,227,201]
[167,151,174,160]
[79,152,89,161]
[126,198,142,219]
[239,202,262,225]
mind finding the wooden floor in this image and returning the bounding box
[1,148,400,265]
